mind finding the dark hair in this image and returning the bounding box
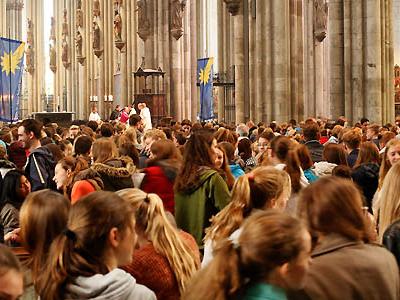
[20,119,42,139]
[45,143,64,163]
[118,142,139,166]
[57,156,89,198]
[74,135,93,156]
[129,114,142,127]
[86,121,99,132]
[0,243,22,276]
[0,169,27,208]
[238,138,252,161]
[174,129,216,193]
[332,165,352,179]
[219,141,235,162]
[173,131,187,146]
[148,139,182,166]
[36,191,134,300]
[100,123,114,137]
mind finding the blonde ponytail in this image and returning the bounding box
[117,189,199,294]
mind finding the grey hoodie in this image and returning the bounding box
[65,268,156,300]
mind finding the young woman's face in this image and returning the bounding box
[210,139,218,161]
[17,175,31,199]
[214,148,224,169]
[281,229,312,290]
[53,164,69,190]
[258,137,269,154]
[387,144,400,166]
[64,143,73,157]
[0,269,24,300]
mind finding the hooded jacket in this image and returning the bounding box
[313,161,337,177]
[175,169,230,246]
[65,268,156,300]
[25,146,56,191]
[91,156,135,191]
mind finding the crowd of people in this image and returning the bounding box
[1,112,400,299]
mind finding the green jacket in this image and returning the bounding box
[241,283,287,300]
[175,169,230,246]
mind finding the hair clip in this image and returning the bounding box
[63,228,77,242]
[144,194,150,203]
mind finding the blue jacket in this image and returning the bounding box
[230,164,245,179]
[25,146,56,191]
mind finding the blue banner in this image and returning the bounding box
[0,37,24,122]
[197,57,214,121]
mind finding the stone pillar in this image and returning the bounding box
[233,4,245,123]
[6,0,23,40]
[190,0,198,121]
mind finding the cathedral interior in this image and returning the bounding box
[1,0,400,125]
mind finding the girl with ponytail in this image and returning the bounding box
[36,191,156,300]
[262,136,309,214]
[202,166,291,266]
[117,188,200,300]
[183,210,312,300]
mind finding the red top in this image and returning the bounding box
[120,111,129,123]
[122,231,200,300]
[71,180,96,204]
[141,166,175,214]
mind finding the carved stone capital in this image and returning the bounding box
[223,0,241,16]
[6,0,24,11]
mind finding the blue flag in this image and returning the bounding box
[197,57,214,121]
[0,37,24,122]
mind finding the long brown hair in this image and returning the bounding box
[379,139,400,188]
[204,167,291,243]
[268,136,301,193]
[353,141,380,168]
[298,176,374,244]
[117,189,199,294]
[19,190,70,283]
[215,143,235,189]
[183,210,308,300]
[36,191,134,300]
[174,129,217,193]
[296,144,314,170]
[57,156,88,198]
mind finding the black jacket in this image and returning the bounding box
[351,163,379,212]
[25,146,56,191]
[383,220,400,267]
[304,140,324,163]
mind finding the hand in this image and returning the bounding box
[4,228,21,244]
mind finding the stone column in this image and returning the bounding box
[233,4,245,123]
[6,0,23,39]
[190,0,198,121]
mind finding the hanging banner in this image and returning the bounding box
[197,57,214,121]
[0,37,24,122]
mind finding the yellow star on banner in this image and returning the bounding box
[1,42,25,76]
[199,58,214,85]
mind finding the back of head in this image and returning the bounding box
[0,243,21,276]
[0,244,23,298]
[92,137,117,163]
[296,144,314,170]
[129,114,142,127]
[185,210,308,300]
[149,139,182,163]
[205,166,291,243]
[100,123,114,137]
[219,141,235,162]
[354,141,380,167]
[342,129,362,150]
[73,135,93,156]
[237,138,252,160]
[117,188,199,293]
[236,124,249,137]
[298,177,372,243]
[302,122,320,141]
[36,191,134,300]
[20,190,70,280]
[323,143,348,165]
[86,121,99,132]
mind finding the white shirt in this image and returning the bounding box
[140,107,152,131]
[89,112,101,122]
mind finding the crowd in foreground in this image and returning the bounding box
[1,112,400,299]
